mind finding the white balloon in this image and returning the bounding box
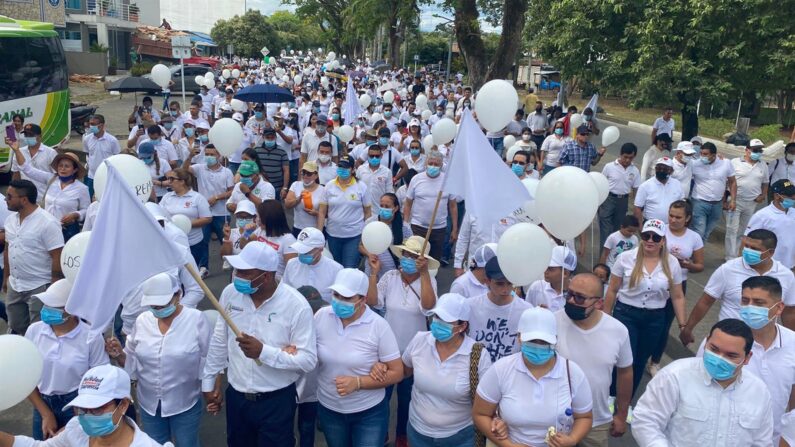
[327,51,336,61]
[432,118,456,145]
[400,88,408,98]
[415,94,428,109]
[503,135,516,150]
[336,125,355,143]
[383,91,395,104]
[361,221,392,255]
[202,309,220,327]
[150,64,171,88]
[570,113,584,129]
[588,171,610,204]
[359,94,372,108]
[61,231,91,283]
[516,177,541,224]
[536,166,599,240]
[230,99,247,112]
[293,74,303,85]
[204,71,215,81]
[504,144,521,162]
[474,80,519,132]
[209,118,244,157]
[275,67,285,78]
[370,112,382,124]
[321,76,329,87]
[281,75,290,83]
[93,155,153,204]
[194,75,205,86]
[421,110,432,121]
[0,335,42,412]
[497,223,553,286]
[171,214,192,235]
[222,69,231,79]
[422,134,435,152]
[231,69,241,78]
[601,125,620,146]
[290,50,295,55]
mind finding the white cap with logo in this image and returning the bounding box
[642,218,667,236]
[291,227,326,254]
[548,246,577,271]
[63,365,132,411]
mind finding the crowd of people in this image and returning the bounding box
[0,51,794,447]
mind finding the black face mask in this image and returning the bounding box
[655,171,670,182]
[564,301,593,321]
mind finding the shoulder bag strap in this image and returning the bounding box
[470,343,487,447]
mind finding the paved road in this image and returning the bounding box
[0,91,727,445]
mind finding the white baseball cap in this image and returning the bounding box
[291,227,325,254]
[329,268,369,298]
[470,243,498,269]
[232,112,244,122]
[655,157,674,168]
[642,218,667,236]
[549,246,577,271]
[749,138,765,148]
[196,122,211,130]
[431,293,470,322]
[63,365,132,411]
[34,279,72,308]
[225,241,279,272]
[675,141,696,155]
[409,118,421,128]
[518,307,557,344]
[234,199,256,217]
[140,272,180,307]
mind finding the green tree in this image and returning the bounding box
[211,10,282,58]
[282,0,350,54]
[266,10,325,51]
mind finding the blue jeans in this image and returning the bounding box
[189,238,209,271]
[139,399,203,446]
[62,222,81,243]
[542,164,556,176]
[612,301,667,397]
[226,384,297,446]
[84,177,94,201]
[327,234,362,268]
[298,402,317,447]
[289,159,299,185]
[385,376,413,437]
[317,395,389,447]
[487,137,504,157]
[690,198,724,242]
[32,390,78,440]
[201,216,227,268]
[407,422,474,447]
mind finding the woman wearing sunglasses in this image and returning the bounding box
[604,219,687,396]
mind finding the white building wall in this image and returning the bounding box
[134,0,162,26]
[159,0,244,33]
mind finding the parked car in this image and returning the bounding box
[144,64,213,94]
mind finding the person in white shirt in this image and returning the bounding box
[599,215,640,269]
[639,133,672,182]
[671,141,695,198]
[159,169,212,271]
[525,246,577,312]
[360,192,413,280]
[9,123,57,202]
[450,244,497,298]
[300,114,340,166]
[400,293,492,446]
[403,139,427,176]
[283,227,342,304]
[4,179,64,336]
[473,307,594,447]
[745,179,795,269]
[598,143,641,245]
[539,121,569,174]
[651,107,675,144]
[105,273,211,446]
[0,364,174,447]
[555,273,633,446]
[469,257,533,362]
[285,161,325,236]
[315,268,404,447]
[139,125,179,170]
[357,144,395,210]
[366,236,439,446]
[220,199,257,266]
[695,276,795,445]
[726,139,770,261]
[241,199,297,278]
[202,242,317,446]
[246,103,273,146]
[140,143,172,201]
[690,141,737,241]
[24,279,109,440]
[634,157,684,223]
[768,142,795,191]
[315,142,338,186]
[83,114,121,198]
[633,319,773,446]
[605,219,687,396]
[226,159,276,213]
[453,210,517,275]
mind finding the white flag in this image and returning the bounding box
[442,109,531,230]
[343,75,362,125]
[585,93,599,113]
[65,163,184,332]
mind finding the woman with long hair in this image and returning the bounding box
[159,168,212,267]
[360,193,412,280]
[241,199,297,278]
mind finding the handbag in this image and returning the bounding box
[470,343,487,447]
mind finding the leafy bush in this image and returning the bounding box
[698,118,735,139]
[130,62,154,77]
[751,124,784,144]
[89,43,109,53]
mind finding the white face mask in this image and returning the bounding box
[787,153,794,162]
[522,135,531,141]
[318,154,331,164]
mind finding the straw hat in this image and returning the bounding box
[388,235,440,270]
[51,152,86,179]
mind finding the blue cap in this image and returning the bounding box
[138,142,155,157]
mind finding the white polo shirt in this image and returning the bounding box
[476,353,593,447]
[601,160,641,195]
[159,190,212,246]
[139,138,179,165]
[634,177,685,222]
[11,144,57,199]
[375,269,438,352]
[611,248,683,310]
[406,171,451,229]
[672,158,693,197]
[83,132,121,178]
[356,164,394,210]
[4,208,64,291]
[554,310,633,427]
[319,178,370,238]
[227,180,276,207]
[691,158,735,201]
[282,254,343,303]
[449,270,489,298]
[402,332,492,438]
[314,306,400,414]
[704,257,795,320]
[732,157,769,201]
[301,131,340,162]
[745,204,795,269]
[468,294,533,362]
[652,116,675,138]
[24,321,108,396]
[525,280,565,312]
[12,417,172,447]
[191,163,234,216]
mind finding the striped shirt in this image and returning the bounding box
[255,146,289,191]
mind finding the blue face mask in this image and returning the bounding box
[151,303,176,319]
[59,174,76,183]
[298,253,315,265]
[782,198,795,209]
[400,257,417,274]
[78,406,121,437]
[331,297,357,319]
[23,136,37,146]
[703,350,738,381]
[583,115,591,122]
[511,163,525,176]
[141,157,154,165]
[379,137,390,146]
[555,128,564,136]
[739,304,775,330]
[233,273,262,295]
[742,247,766,266]
[410,148,420,156]
[89,125,100,135]
[151,137,161,145]
[750,152,762,161]
[164,122,173,130]
[40,306,67,326]
[199,134,209,143]
[379,207,394,220]
[255,111,264,119]
[236,218,252,229]
[700,156,711,164]
[426,166,441,178]
[368,156,381,166]
[383,111,392,118]
[331,114,340,121]
[430,319,455,342]
[205,156,217,166]
[264,140,276,149]
[521,341,555,365]
[337,167,351,180]
[184,128,195,137]
[240,177,254,187]
[170,110,178,117]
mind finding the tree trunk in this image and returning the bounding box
[680,101,699,141]
[484,0,528,81]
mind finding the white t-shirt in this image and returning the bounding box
[191,163,234,216]
[449,270,489,298]
[356,164,394,210]
[732,158,769,201]
[665,228,703,280]
[691,158,735,202]
[159,190,212,246]
[301,131,340,162]
[227,180,276,208]
[745,204,795,269]
[251,230,297,277]
[524,281,564,312]
[603,231,639,268]
[319,179,370,238]
[704,257,795,320]
[375,269,438,352]
[289,182,324,230]
[468,294,533,362]
[318,162,337,186]
[554,311,633,426]
[652,116,675,138]
[406,172,450,229]
[282,256,343,303]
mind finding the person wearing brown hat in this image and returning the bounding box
[9,142,89,241]
[7,123,58,202]
[559,124,606,172]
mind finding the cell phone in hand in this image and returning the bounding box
[5,125,16,143]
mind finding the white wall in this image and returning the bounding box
[134,0,162,26]
[159,0,244,33]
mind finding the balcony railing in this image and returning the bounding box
[87,0,140,23]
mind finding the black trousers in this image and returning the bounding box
[226,383,297,446]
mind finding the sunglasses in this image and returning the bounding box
[566,290,600,305]
[513,160,527,165]
[301,170,317,176]
[640,232,663,243]
[165,176,180,182]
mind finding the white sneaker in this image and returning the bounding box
[222,259,231,271]
[199,267,209,279]
[647,362,661,377]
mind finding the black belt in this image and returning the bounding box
[232,383,295,402]
[608,192,628,199]
[697,198,722,204]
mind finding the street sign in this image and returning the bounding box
[413,54,419,61]
[261,46,270,57]
[171,36,191,59]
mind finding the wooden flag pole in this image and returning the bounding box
[185,263,263,366]
[419,190,444,257]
